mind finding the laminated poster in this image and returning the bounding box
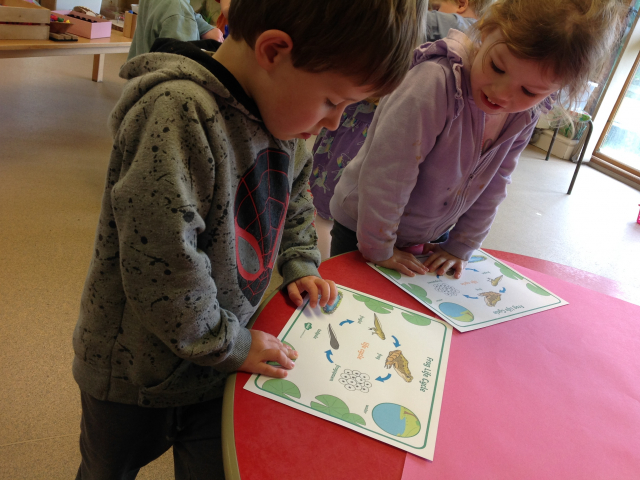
[369,249,569,332]
[244,285,452,461]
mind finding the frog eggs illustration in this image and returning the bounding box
[340,369,372,393]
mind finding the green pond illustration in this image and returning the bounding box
[439,302,474,322]
[372,403,421,438]
[311,394,365,426]
[402,311,431,326]
[402,283,432,304]
[353,294,394,314]
[321,290,343,314]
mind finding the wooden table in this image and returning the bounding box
[222,251,640,480]
[0,30,131,82]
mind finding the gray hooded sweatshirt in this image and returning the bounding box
[73,40,321,408]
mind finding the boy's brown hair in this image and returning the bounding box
[228,0,428,96]
[474,0,627,109]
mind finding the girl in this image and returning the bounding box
[309,0,492,220]
[329,0,626,279]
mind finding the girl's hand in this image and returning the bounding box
[421,244,467,279]
[287,276,337,308]
[370,247,427,277]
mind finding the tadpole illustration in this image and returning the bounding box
[327,324,339,349]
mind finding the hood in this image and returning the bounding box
[110,38,261,135]
[411,30,554,120]
[411,29,473,119]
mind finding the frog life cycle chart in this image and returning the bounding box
[369,249,568,332]
[244,285,452,461]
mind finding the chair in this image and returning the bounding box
[544,119,594,194]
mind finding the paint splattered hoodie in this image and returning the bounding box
[330,30,543,262]
[73,39,321,408]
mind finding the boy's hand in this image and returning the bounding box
[371,247,427,277]
[421,243,467,279]
[238,330,298,378]
[287,276,337,309]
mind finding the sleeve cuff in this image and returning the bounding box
[213,327,252,373]
[280,259,321,290]
[439,239,474,261]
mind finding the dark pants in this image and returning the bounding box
[330,220,450,257]
[76,391,225,480]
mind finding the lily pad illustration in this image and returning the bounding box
[262,379,301,400]
[402,283,432,304]
[494,262,524,280]
[526,283,551,296]
[341,412,366,425]
[311,394,365,426]
[401,312,431,326]
[311,395,349,417]
[376,265,401,280]
[353,294,394,314]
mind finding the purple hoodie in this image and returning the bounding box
[330,30,543,262]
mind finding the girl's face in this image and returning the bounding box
[470,29,561,115]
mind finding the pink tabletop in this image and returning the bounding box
[229,251,640,479]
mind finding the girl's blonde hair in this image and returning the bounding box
[474,0,628,110]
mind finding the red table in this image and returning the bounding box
[221,251,640,480]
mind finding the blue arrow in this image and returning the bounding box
[499,287,506,293]
[392,335,400,347]
[376,374,392,382]
[339,319,354,326]
[325,350,334,363]
[463,295,478,299]
[466,268,479,272]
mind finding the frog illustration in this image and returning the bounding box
[385,350,413,382]
[479,291,502,307]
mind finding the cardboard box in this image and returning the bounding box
[123,11,136,38]
[52,9,111,38]
[0,0,50,40]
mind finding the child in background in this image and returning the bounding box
[73,0,425,477]
[309,0,491,220]
[329,0,625,279]
[128,0,224,60]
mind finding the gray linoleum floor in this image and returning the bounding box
[1,53,638,479]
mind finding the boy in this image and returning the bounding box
[73,0,426,478]
[128,0,224,60]
[427,0,492,41]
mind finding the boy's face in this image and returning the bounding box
[253,59,376,141]
[470,29,561,115]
